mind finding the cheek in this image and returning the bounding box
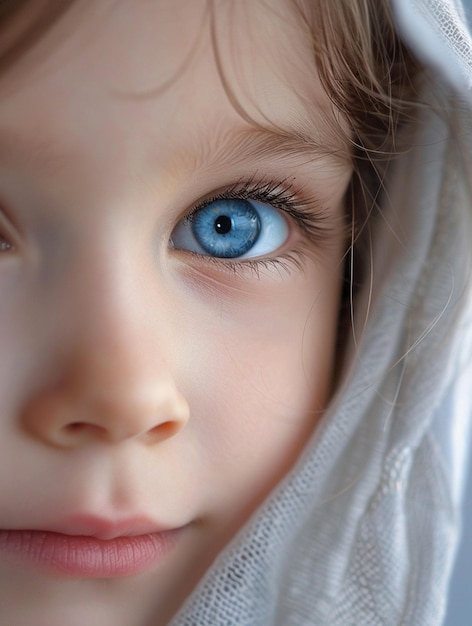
[182,261,342,518]
[0,287,36,410]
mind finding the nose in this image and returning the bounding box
[21,344,190,448]
[20,307,190,449]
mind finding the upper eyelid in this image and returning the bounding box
[183,177,327,224]
[191,178,338,243]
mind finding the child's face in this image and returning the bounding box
[0,1,350,624]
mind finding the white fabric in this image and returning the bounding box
[391,0,472,95]
[170,2,472,625]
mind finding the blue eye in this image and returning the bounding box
[171,198,289,259]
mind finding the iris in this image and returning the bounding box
[191,200,260,258]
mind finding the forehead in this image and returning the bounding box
[0,0,346,179]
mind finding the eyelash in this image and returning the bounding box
[180,176,334,276]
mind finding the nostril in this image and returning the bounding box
[63,420,183,444]
[147,420,182,441]
[66,422,87,432]
[63,422,105,437]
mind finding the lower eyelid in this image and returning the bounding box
[175,234,309,279]
[204,250,310,284]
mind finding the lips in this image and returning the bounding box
[0,516,183,577]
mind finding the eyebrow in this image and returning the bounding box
[0,120,351,179]
[188,125,351,174]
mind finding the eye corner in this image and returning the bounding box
[0,236,15,254]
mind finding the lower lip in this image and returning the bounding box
[0,528,181,577]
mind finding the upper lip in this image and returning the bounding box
[33,513,178,540]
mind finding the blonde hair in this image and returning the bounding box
[289,0,424,329]
[298,0,421,152]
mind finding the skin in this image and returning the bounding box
[0,1,352,624]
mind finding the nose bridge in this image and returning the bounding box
[68,242,166,383]
[21,242,190,447]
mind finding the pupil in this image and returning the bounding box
[214,215,232,235]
